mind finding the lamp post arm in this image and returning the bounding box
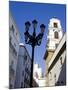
[36,33,44,46]
[24,31,32,44]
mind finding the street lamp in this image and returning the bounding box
[24,19,45,87]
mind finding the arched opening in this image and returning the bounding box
[54,31,59,39]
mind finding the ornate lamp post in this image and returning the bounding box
[24,19,45,87]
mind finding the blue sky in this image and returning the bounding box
[9,1,66,74]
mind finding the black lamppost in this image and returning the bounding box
[24,19,45,87]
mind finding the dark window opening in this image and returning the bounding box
[9,84,13,89]
[60,57,63,65]
[21,82,23,88]
[22,71,24,76]
[11,25,15,33]
[24,55,27,60]
[54,31,59,39]
[55,44,58,48]
[61,81,64,84]
[54,22,58,28]
[16,32,18,36]
[54,74,56,78]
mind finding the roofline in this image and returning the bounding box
[19,43,31,60]
[19,43,24,46]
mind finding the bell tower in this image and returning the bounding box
[44,18,63,86]
[47,18,63,50]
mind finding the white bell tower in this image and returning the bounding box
[46,18,63,51]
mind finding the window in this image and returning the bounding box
[61,81,64,84]
[9,36,12,47]
[9,84,13,89]
[55,44,58,48]
[16,32,18,36]
[54,31,59,39]
[56,81,60,86]
[11,60,14,66]
[54,74,56,78]
[22,71,24,76]
[11,25,15,33]
[24,55,27,60]
[54,74,56,84]
[9,38,17,56]
[57,81,60,84]
[50,72,52,80]
[54,22,58,28]
[24,84,26,88]
[13,46,17,56]
[60,57,62,65]
[21,82,23,88]
[60,57,63,65]
[25,68,30,76]
[53,29,55,31]
[9,36,12,43]
[24,76,29,85]
[14,43,16,47]
[10,61,15,76]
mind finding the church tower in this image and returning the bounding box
[47,18,63,50]
[44,18,63,86]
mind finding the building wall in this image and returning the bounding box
[38,78,46,87]
[48,33,66,86]
[45,51,54,86]
[48,50,66,86]
[44,18,63,86]
[14,43,31,88]
[56,57,66,86]
[9,13,20,88]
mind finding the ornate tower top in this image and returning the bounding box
[48,18,62,29]
[46,18,63,51]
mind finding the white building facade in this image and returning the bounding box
[14,43,31,88]
[9,13,20,88]
[48,33,66,86]
[44,18,64,86]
